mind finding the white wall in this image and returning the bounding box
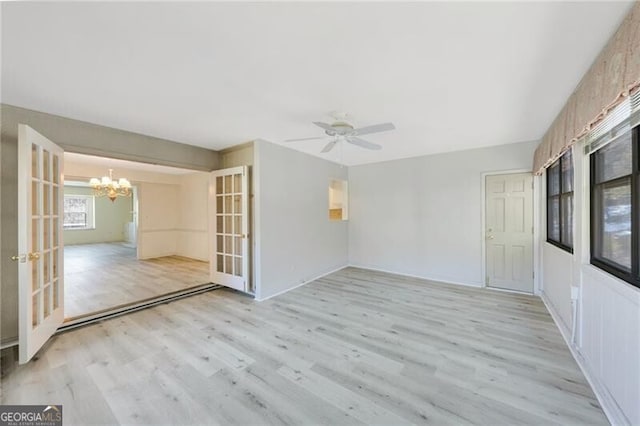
[137,173,210,261]
[253,140,348,300]
[541,244,573,329]
[540,145,640,426]
[137,182,179,259]
[348,140,538,287]
[176,172,209,261]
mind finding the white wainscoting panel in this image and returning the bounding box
[580,265,640,426]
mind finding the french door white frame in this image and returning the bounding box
[209,166,250,292]
[481,169,541,295]
[17,124,65,363]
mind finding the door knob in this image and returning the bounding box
[28,252,40,261]
[486,235,494,240]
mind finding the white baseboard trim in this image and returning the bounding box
[1,339,18,350]
[255,264,349,302]
[347,263,483,289]
[540,291,630,426]
[138,251,177,260]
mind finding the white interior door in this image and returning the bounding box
[485,173,534,293]
[17,124,64,363]
[209,166,249,292]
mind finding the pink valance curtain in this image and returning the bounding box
[533,3,640,175]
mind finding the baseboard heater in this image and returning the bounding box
[57,282,222,333]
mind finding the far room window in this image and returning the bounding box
[590,125,639,288]
[63,194,95,230]
[547,149,574,251]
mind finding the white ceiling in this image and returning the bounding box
[1,2,633,165]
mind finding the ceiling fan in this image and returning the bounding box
[285,114,395,153]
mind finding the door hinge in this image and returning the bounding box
[485,276,489,285]
[533,271,535,279]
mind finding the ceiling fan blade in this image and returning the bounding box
[321,140,338,153]
[352,122,395,136]
[284,136,327,142]
[313,121,334,131]
[347,137,382,150]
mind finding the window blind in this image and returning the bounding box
[585,90,640,155]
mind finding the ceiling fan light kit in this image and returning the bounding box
[286,114,396,153]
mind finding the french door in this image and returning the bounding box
[17,125,65,363]
[209,166,249,292]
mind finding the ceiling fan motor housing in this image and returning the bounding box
[325,121,355,137]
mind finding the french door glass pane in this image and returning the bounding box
[233,215,240,235]
[224,176,232,193]
[52,218,59,246]
[224,236,232,255]
[32,259,39,292]
[234,257,242,277]
[32,219,39,252]
[52,249,59,279]
[234,236,242,256]
[43,218,50,248]
[53,155,59,184]
[32,144,39,178]
[233,174,241,193]
[43,150,50,182]
[53,185,59,214]
[32,181,40,215]
[224,216,232,234]
[53,280,60,309]
[43,183,50,215]
[598,179,631,269]
[43,251,50,284]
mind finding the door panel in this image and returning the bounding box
[209,166,249,292]
[18,124,64,363]
[486,173,533,293]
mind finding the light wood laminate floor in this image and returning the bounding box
[2,267,606,425]
[65,243,210,318]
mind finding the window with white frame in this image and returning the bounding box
[63,194,95,230]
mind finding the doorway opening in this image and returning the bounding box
[63,152,211,320]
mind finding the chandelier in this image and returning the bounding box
[89,169,132,202]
